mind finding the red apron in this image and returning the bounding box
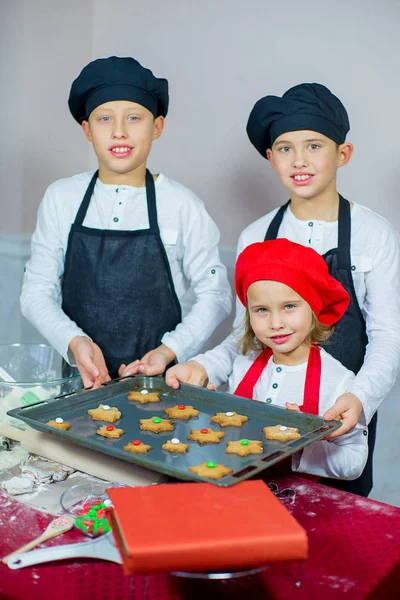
[234,344,322,415]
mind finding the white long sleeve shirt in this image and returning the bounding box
[195,202,400,425]
[228,348,368,480]
[20,171,232,363]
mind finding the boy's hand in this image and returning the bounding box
[285,402,300,411]
[323,392,363,438]
[69,336,110,389]
[165,360,209,389]
[118,344,176,378]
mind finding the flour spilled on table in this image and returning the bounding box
[0,443,29,470]
[316,575,357,593]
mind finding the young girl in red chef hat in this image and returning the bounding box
[226,238,368,480]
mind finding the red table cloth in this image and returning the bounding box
[1,475,399,600]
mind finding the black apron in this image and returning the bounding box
[265,196,377,497]
[61,170,182,378]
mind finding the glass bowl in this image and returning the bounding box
[60,481,128,537]
[0,343,82,428]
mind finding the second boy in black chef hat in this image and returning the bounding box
[166,82,400,497]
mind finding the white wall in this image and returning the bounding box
[0,0,399,505]
[0,0,25,234]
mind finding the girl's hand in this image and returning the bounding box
[285,402,300,412]
[165,360,208,389]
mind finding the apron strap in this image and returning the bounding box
[74,169,159,233]
[299,344,321,416]
[264,201,290,240]
[337,195,352,271]
[234,347,273,398]
[145,169,160,233]
[234,345,321,416]
[264,197,352,273]
[74,170,99,225]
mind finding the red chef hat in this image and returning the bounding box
[235,239,350,326]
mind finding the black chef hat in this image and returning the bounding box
[68,56,169,123]
[246,83,350,159]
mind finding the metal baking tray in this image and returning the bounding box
[7,375,341,487]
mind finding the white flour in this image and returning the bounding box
[0,444,29,470]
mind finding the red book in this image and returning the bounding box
[107,480,308,574]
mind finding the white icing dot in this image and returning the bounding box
[55,417,64,424]
[225,411,234,417]
[140,390,149,395]
[171,438,180,445]
[280,426,288,431]
[102,405,111,410]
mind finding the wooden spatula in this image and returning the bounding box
[2,515,75,564]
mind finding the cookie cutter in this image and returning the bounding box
[267,481,296,505]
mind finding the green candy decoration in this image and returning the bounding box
[240,439,249,446]
[153,417,161,423]
[206,461,216,468]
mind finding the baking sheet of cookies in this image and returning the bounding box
[7,375,341,487]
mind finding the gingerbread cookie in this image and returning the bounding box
[226,439,263,456]
[189,462,233,480]
[186,428,224,444]
[46,418,71,431]
[211,411,248,427]
[263,424,301,442]
[128,390,160,404]
[123,440,152,454]
[163,404,199,419]
[162,438,189,453]
[96,425,124,439]
[87,404,121,423]
[139,416,174,433]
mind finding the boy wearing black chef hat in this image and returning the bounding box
[21,56,231,388]
[166,82,400,497]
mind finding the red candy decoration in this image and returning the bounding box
[93,500,101,505]
[132,440,141,445]
[178,404,186,410]
[83,503,91,512]
[200,428,209,434]
[106,425,114,431]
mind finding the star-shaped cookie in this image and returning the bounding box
[139,416,174,433]
[189,462,233,480]
[186,428,224,444]
[225,439,263,456]
[211,411,248,427]
[87,404,121,423]
[128,390,160,404]
[123,440,152,454]
[263,424,301,442]
[96,425,124,439]
[163,404,199,419]
[162,438,189,453]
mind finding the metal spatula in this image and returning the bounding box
[5,532,121,569]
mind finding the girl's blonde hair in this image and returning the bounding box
[238,309,333,356]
